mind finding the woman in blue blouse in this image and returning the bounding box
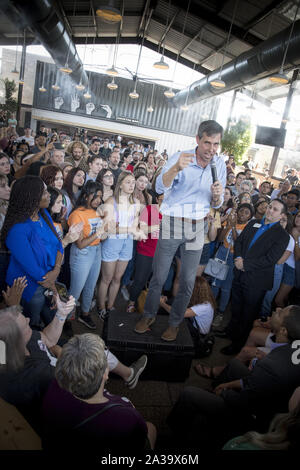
[1,175,64,327]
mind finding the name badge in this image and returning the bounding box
[253,223,261,228]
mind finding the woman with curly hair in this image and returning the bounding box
[1,175,64,327]
[40,165,64,191]
[62,167,86,217]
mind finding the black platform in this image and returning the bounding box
[103,312,195,382]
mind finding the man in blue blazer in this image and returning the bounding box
[221,198,290,355]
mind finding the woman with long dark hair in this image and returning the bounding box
[68,181,108,329]
[96,168,114,202]
[47,186,83,248]
[1,175,64,327]
[62,167,86,217]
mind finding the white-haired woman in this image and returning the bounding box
[41,333,156,451]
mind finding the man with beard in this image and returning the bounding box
[65,141,89,173]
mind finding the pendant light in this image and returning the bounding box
[96,1,122,23]
[39,63,47,92]
[147,83,155,112]
[11,32,19,74]
[209,0,239,89]
[269,3,299,84]
[164,88,175,98]
[107,77,118,90]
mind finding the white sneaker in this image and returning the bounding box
[121,286,130,301]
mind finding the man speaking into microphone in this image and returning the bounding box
[134,120,226,341]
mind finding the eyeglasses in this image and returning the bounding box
[103,174,113,178]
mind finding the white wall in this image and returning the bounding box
[31,108,196,155]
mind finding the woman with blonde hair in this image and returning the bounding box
[98,171,146,319]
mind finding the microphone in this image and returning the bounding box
[210,160,218,183]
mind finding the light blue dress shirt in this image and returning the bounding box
[156,148,227,220]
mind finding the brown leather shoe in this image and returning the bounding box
[161,325,179,341]
[134,317,155,334]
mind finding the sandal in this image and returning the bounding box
[194,363,215,379]
[127,304,136,313]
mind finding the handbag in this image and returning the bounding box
[204,243,231,281]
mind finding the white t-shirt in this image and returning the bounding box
[285,235,295,268]
[190,302,214,334]
[270,189,280,200]
[17,135,35,146]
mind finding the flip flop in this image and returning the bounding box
[194,363,215,379]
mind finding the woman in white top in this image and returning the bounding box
[160,276,216,335]
[274,212,300,307]
[98,171,146,319]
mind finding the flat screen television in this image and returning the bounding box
[255,125,286,148]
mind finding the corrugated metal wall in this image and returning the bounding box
[33,61,219,137]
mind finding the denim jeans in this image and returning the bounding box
[143,216,204,326]
[211,245,234,313]
[69,243,102,313]
[22,285,55,328]
[261,263,283,316]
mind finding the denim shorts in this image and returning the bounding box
[101,236,133,262]
[282,263,295,286]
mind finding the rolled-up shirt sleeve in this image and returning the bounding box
[155,152,180,194]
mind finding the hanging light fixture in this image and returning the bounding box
[83,90,91,99]
[269,4,299,84]
[96,0,122,23]
[106,65,119,76]
[209,0,239,89]
[52,70,60,90]
[209,78,226,88]
[59,22,73,74]
[18,28,26,85]
[75,82,85,91]
[153,55,169,70]
[129,88,139,99]
[39,63,47,92]
[164,87,175,98]
[107,77,118,90]
[11,31,19,74]
[147,83,155,112]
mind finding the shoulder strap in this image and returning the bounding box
[73,403,124,430]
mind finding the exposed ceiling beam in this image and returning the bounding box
[73,35,209,74]
[239,87,272,107]
[243,0,287,30]
[158,8,180,48]
[179,27,203,55]
[197,38,236,66]
[151,13,235,62]
[169,0,262,46]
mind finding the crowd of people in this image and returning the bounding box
[0,120,300,452]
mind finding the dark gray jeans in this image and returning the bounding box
[143,216,204,326]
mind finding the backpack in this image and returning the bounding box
[185,318,215,358]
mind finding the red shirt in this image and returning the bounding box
[126,164,134,173]
[137,205,162,257]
